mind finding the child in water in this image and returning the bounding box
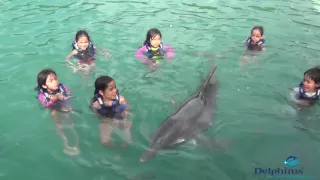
[90,76,132,148]
[135,28,174,71]
[241,26,265,66]
[35,69,80,155]
[244,26,265,51]
[66,30,111,73]
[291,66,320,106]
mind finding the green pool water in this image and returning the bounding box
[1,0,320,180]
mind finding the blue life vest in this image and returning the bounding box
[72,41,96,61]
[38,84,70,99]
[143,43,166,59]
[94,90,126,120]
[38,84,72,111]
[246,37,265,46]
[298,81,320,100]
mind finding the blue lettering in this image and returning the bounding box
[255,168,262,174]
[254,167,305,176]
[278,168,284,174]
[297,168,304,174]
[270,169,275,176]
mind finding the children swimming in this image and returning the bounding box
[66,30,111,73]
[290,66,320,106]
[35,69,80,155]
[90,76,132,148]
[135,28,174,71]
[245,26,265,52]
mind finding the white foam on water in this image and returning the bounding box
[314,0,320,12]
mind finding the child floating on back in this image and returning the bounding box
[135,28,174,70]
[35,69,80,155]
[291,66,320,106]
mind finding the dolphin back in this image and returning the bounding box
[140,66,219,163]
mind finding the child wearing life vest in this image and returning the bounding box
[90,76,132,148]
[240,26,266,66]
[66,30,111,73]
[244,26,265,51]
[135,28,174,69]
[35,69,80,155]
[291,67,320,106]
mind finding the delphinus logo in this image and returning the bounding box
[284,156,299,167]
[254,156,315,179]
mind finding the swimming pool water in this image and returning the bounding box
[1,0,320,180]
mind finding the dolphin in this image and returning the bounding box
[140,66,219,162]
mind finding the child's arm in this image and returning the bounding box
[38,93,57,108]
[119,96,130,109]
[297,99,312,106]
[90,100,101,113]
[163,45,175,60]
[91,100,109,120]
[119,96,131,118]
[135,46,154,65]
[66,50,77,65]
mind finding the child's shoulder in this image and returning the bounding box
[69,49,78,55]
[91,100,101,109]
[119,95,126,104]
[138,44,147,50]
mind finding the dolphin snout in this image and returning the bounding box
[140,150,156,163]
[140,157,146,163]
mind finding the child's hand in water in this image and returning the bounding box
[56,93,65,101]
[122,111,131,118]
[49,94,58,101]
[297,99,312,106]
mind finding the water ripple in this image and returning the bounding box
[169,10,215,21]
[290,19,320,29]
[181,3,223,13]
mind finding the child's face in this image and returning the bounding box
[100,81,117,101]
[76,36,89,51]
[150,34,161,47]
[302,75,319,92]
[250,29,262,44]
[42,73,59,92]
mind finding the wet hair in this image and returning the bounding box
[304,67,320,84]
[92,76,114,102]
[143,28,162,46]
[251,26,264,36]
[72,30,92,50]
[35,69,57,91]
